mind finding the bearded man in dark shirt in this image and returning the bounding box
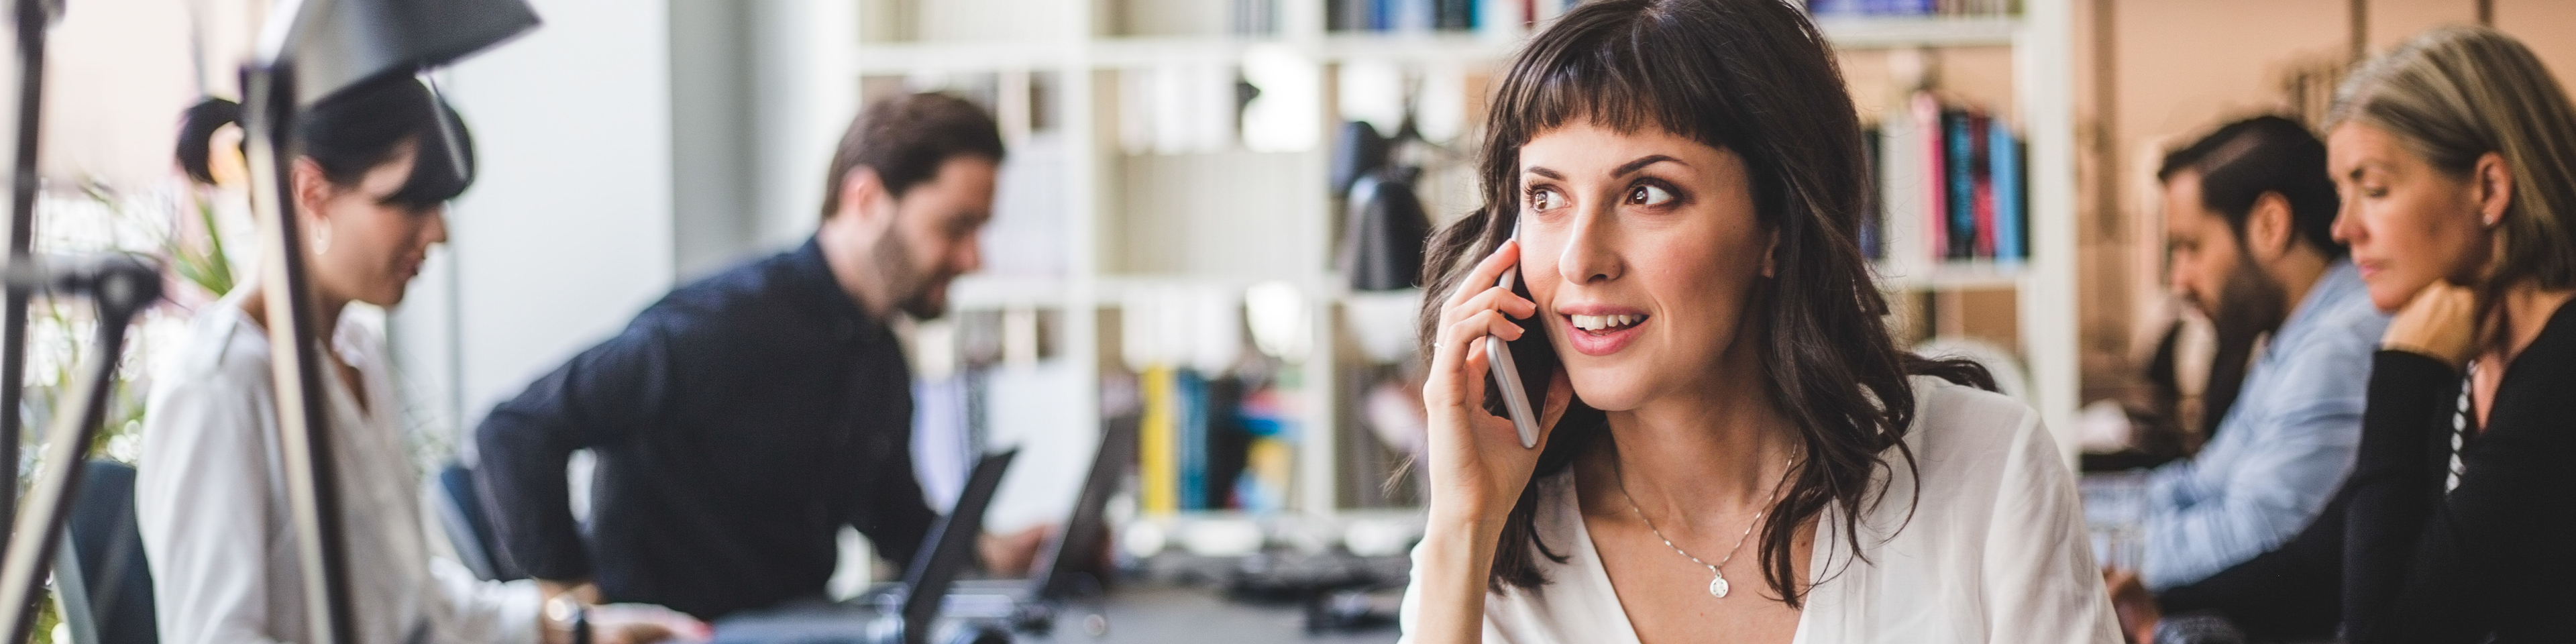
[474,93,1041,620]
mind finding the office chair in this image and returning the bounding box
[433,462,525,582]
[59,460,156,644]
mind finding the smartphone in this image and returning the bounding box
[1482,224,1558,448]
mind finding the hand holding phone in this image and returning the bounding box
[1481,223,1552,449]
[1419,227,1558,528]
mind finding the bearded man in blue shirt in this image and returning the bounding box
[2135,115,2390,595]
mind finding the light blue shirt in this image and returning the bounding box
[2140,260,2388,590]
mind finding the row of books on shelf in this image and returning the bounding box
[1862,91,2029,264]
[1230,0,2015,38]
[1324,0,1531,32]
[1806,0,2018,16]
[1137,366,1299,514]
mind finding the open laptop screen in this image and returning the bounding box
[1026,417,1134,601]
[898,447,1016,644]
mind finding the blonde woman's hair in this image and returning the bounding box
[2326,24,2576,290]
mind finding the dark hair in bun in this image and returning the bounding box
[176,73,477,207]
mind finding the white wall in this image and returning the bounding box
[11,0,198,188]
[751,0,859,250]
[415,0,679,435]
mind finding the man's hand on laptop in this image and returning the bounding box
[539,578,712,644]
[539,578,602,605]
[979,525,1053,576]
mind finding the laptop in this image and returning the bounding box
[932,417,1135,635]
[1025,415,1134,602]
[710,447,1018,644]
[892,447,1018,644]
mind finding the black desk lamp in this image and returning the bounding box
[242,3,538,643]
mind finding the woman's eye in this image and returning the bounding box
[1529,189,1564,211]
[1628,184,1674,206]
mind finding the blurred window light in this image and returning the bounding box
[1241,45,1320,153]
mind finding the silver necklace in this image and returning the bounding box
[1614,453,1795,599]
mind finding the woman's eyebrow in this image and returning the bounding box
[1613,154,1682,176]
[1524,166,1566,180]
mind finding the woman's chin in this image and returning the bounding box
[2364,276,2430,313]
[1565,372,1650,413]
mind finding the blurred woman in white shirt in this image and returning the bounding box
[138,74,693,644]
[1399,1,2120,642]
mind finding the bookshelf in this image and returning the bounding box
[805,0,2080,523]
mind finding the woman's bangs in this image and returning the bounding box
[1507,30,1716,147]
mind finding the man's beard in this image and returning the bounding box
[2199,248,2290,435]
[872,227,952,320]
[2207,249,2290,347]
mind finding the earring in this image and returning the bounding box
[312,225,333,256]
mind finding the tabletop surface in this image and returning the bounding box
[713,584,1403,644]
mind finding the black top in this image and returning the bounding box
[474,238,935,620]
[2161,298,2576,643]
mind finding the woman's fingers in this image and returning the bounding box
[1438,284,1538,339]
[1446,239,1521,310]
[1447,309,1527,352]
[1427,310,1525,411]
[2382,282,2480,366]
[1460,284,1538,322]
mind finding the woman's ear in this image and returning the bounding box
[2474,151,2514,228]
[1760,227,1780,278]
[290,157,334,225]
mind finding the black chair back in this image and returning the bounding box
[60,460,156,644]
[433,462,525,581]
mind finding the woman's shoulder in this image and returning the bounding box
[1868,375,2060,530]
[137,301,285,476]
[1902,374,2045,466]
[152,301,278,401]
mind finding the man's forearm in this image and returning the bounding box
[474,411,594,581]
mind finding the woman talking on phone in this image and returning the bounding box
[1398,1,2119,642]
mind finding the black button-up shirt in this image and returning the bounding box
[474,237,933,620]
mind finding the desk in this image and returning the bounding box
[1026,586,1397,643]
[713,585,1401,644]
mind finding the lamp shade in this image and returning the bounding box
[1340,169,1431,292]
[278,0,540,106]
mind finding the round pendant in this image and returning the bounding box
[1709,572,1730,598]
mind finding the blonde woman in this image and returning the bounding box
[2116,25,2576,644]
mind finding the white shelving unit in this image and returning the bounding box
[823,0,2081,519]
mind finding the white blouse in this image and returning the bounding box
[136,297,540,644]
[1400,376,2121,643]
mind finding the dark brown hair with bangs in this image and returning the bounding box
[1415,0,1992,605]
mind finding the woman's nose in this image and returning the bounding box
[1560,205,1623,284]
[423,207,451,245]
[2330,201,2359,245]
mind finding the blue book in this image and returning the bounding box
[1861,127,1884,260]
[1991,123,2024,263]
[1944,111,1976,260]
[1177,370,1210,510]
